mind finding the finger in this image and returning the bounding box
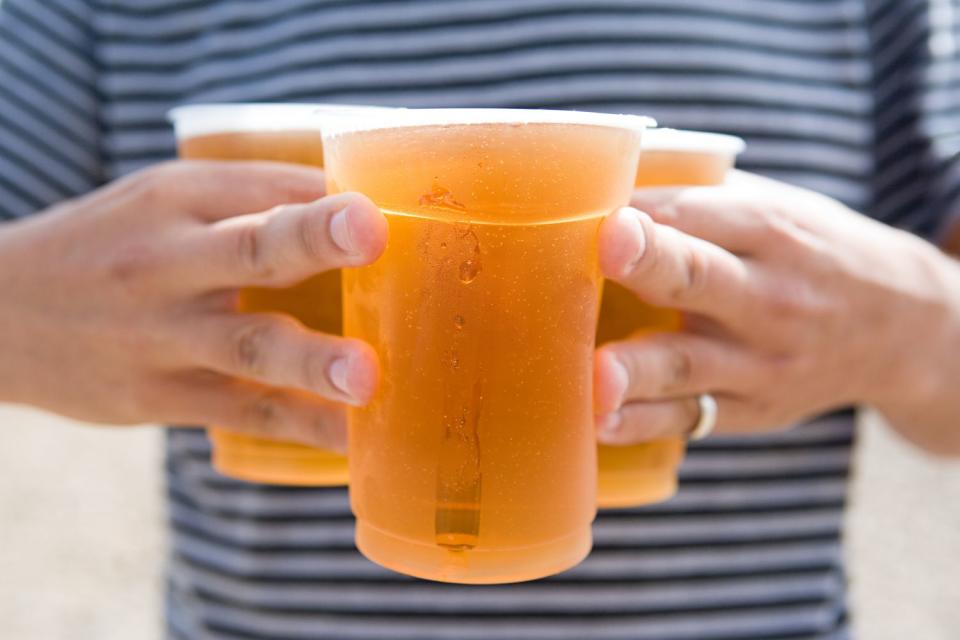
[594,333,760,413]
[161,372,348,452]
[631,185,769,255]
[596,397,700,444]
[170,160,328,221]
[187,312,378,406]
[598,207,753,326]
[595,393,753,444]
[681,313,731,340]
[179,191,388,289]
[631,171,827,261]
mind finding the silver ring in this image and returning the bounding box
[688,393,718,441]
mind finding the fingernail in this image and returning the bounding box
[610,356,629,408]
[619,207,647,276]
[328,356,355,401]
[329,206,358,255]
[599,350,629,412]
[597,412,622,442]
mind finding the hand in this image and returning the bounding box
[594,172,960,455]
[0,161,388,451]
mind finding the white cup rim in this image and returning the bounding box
[641,128,746,156]
[167,102,388,138]
[319,108,655,137]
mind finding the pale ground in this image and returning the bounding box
[0,405,958,640]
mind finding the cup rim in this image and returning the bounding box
[319,108,656,137]
[167,102,388,139]
[641,128,746,156]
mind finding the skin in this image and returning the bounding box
[0,160,387,453]
[594,172,960,457]
[1,165,956,456]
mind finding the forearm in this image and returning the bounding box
[0,219,28,405]
[0,209,81,409]
[872,235,960,456]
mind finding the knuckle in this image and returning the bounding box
[639,198,679,227]
[245,389,287,436]
[299,411,344,449]
[756,207,817,256]
[762,277,820,323]
[668,245,710,302]
[230,318,276,376]
[658,191,702,226]
[235,219,275,281]
[762,352,797,383]
[295,207,328,263]
[661,343,694,393]
[105,242,159,289]
[132,163,177,205]
[756,206,792,237]
[763,288,801,321]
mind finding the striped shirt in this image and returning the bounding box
[2,1,958,639]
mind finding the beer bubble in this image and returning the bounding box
[459,259,480,283]
[454,314,465,329]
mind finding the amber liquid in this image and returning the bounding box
[178,130,348,486]
[325,121,642,583]
[596,149,734,508]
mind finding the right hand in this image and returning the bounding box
[0,161,387,451]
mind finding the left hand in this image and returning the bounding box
[594,171,959,451]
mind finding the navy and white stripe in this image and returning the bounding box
[2,1,959,639]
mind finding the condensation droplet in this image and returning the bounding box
[419,183,466,211]
[459,259,480,283]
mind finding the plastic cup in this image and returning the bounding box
[169,102,388,485]
[596,128,745,509]
[323,108,652,583]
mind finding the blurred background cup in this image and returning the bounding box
[168,102,387,486]
[322,108,651,583]
[595,128,746,509]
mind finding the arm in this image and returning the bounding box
[876,220,960,452]
[855,0,960,445]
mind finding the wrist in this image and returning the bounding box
[868,233,960,418]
